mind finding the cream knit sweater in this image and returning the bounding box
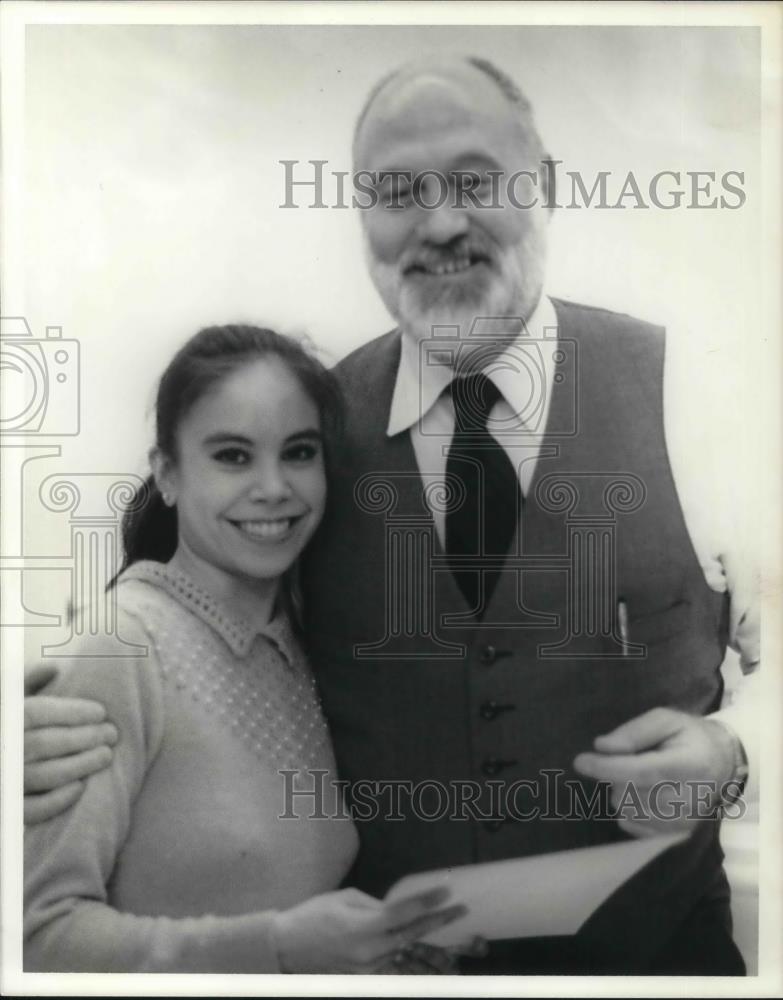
[24,561,359,972]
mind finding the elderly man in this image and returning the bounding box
[25,56,757,975]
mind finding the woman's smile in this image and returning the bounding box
[227,514,305,542]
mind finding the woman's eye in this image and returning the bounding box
[212,447,250,466]
[283,442,320,463]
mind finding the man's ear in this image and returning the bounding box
[149,447,177,507]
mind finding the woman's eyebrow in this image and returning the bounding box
[202,432,255,446]
[284,428,323,444]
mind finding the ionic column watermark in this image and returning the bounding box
[38,473,149,658]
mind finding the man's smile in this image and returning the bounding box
[404,249,491,279]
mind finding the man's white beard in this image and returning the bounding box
[398,286,515,344]
[366,235,547,348]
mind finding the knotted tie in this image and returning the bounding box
[445,373,521,613]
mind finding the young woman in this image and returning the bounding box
[24,324,466,974]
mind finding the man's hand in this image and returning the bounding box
[573,707,740,837]
[24,664,117,826]
[372,938,487,974]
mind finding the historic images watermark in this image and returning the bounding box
[0,318,80,437]
[280,161,748,211]
[278,769,747,823]
[1,316,147,657]
[351,317,647,661]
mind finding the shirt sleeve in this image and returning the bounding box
[662,322,760,793]
[704,472,760,794]
[24,609,282,973]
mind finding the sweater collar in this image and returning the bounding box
[119,560,296,661]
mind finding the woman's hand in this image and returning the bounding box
[271,885,467,974]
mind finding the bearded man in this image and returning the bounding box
[24,56,757,975]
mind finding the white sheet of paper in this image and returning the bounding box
[385,832,688,946]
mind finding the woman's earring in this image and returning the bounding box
[162,492,174,507]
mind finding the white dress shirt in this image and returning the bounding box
[387,295,759,787]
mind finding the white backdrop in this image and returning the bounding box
[4,14,771,986]
[23,24,760,487]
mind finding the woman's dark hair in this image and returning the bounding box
[111,324,344,600]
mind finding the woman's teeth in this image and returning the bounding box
[233,518,294,540]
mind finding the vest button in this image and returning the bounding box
[480,701,516,721]
[482,818,505,833]
[481,756,517,776]
[479,644,497,665]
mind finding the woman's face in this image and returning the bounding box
[157,356,327,596]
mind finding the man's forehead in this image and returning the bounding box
[355,61,521,167]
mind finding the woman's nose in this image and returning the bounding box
[248,462,292,502]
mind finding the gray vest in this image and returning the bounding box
[303,299,729,963]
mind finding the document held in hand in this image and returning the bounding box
[386,832,688,946]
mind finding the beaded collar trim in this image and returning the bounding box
[118,561,296,662]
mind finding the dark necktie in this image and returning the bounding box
[445,373,521,613]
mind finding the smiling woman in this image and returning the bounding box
[150,353,328,624]
[23,324,467,973]
[112,326,343,624]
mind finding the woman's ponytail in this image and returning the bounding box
[108,474,177,587]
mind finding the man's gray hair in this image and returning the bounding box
[353,55,544,156]
[465,56,533,114]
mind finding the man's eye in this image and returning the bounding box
[283,442,320,462]
[212,447,250,466]
[462,171,491,192]
[379,177,413,208]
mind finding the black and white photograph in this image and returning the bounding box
[1,1,781,995]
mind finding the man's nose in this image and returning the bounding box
[416,202,470,245]
[248,461,292,502]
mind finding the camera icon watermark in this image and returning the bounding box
[0,316,143,655]
[418,315,578,439]
[0,317,80,436]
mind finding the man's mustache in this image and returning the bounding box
[401,238,494,275]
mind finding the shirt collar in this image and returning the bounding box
[387,294,558,437]
[119,560,297,661]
